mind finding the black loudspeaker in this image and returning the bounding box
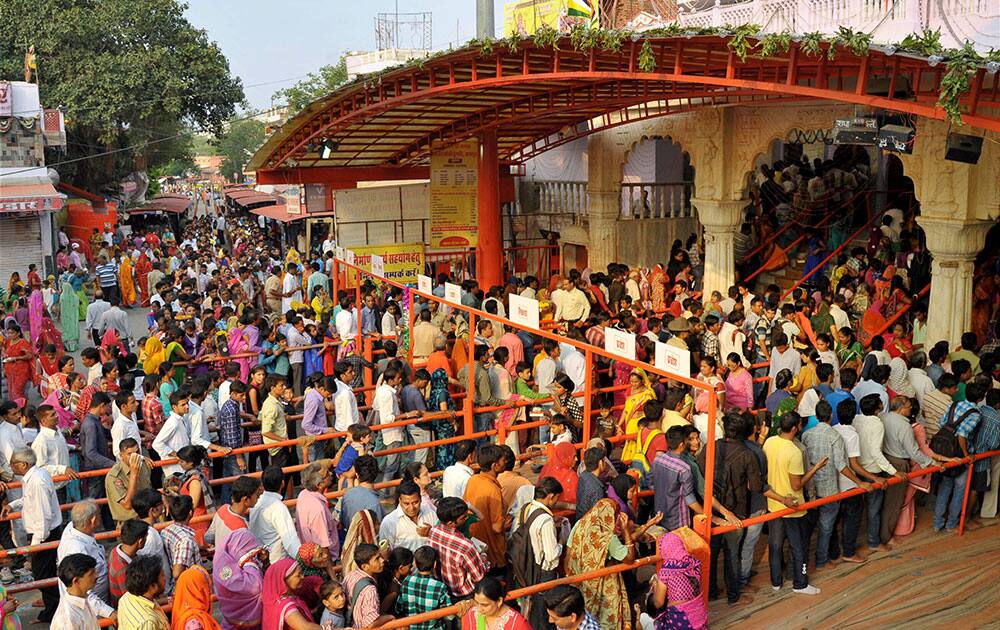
[944,132,983,164]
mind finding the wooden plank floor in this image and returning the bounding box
[707,509,1000,629]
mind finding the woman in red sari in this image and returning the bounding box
[2,324,35,407]
[135,251,153,306]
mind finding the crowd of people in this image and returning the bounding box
[0,176,997,630]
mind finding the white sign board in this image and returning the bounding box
[335,246,345,261]
[444,282,462,305]
[508,293,540,330]
[345,250,355,265]
[371,254,385,278]
[603,327,636,361]
[417,274,432,295]
[655,341,691,378]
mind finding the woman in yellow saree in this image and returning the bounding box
[619,368,656,464]
[118,254,137,307]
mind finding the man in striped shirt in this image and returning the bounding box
[94,255,120,304]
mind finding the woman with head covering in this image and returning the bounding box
[428,367,458,469]
[27,289,44,345]
[564,498,632,630]
[119,253,137,307]
[212,531,261,610]
[58,280,80,352]
[539,441,580,504]
[172,565,221,630]
[135,251,153,306]
[261,558,320,630]
[650,532,708,630]
[648,264,668,313]
[143,336,166,375]
[1,324,34,407]
[619,368,655,464]
[340,509,381,576]
[886,357,917,399]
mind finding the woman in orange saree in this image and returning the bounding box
[118,254,137,307]
[135,252,153,306]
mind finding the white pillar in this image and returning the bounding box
[918,216,991,347]
[694,197,745,300]
[586,189,620,270]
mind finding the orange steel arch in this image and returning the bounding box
[250,34,1000,179]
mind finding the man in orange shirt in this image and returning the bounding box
[426,336,454,378]
[463,444,511,570]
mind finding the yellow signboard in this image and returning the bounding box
[429,139,478,248]
[351,242,426,284]
[503,0,599,36]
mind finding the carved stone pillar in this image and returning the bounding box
[918,216,991,347]
[586,188,620,270]
[694,197,746,300]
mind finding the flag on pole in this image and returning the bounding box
[24,46,36,82]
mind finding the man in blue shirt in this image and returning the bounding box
[400,369,431,467]
[851,364,890,415]
[360,293,378,335]
[825,367,858,425]
[935,381,988,531]
[218,381,248,503]
[340,455,385,528]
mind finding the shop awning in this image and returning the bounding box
[249,202,294,223]
[0,181,64,214]
[130,195,190,214]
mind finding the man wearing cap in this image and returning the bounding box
[667,317,692,350]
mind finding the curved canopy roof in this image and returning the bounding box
[250,33,1000,176]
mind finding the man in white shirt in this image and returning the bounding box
[378,481,439,551]
[0,402,28,544]
[907,350,936,408]
[554,279,590,324]
[513,476,566,628]
[5,448,63,621]
[187,383,231,458]
[442,440,477,499]
[558,341,586,394]
[51,553,103,630]
[250,466,302,563]
[719,312,750,367]
[322,234,337,254]
[830,296,851,332]
[335,295,357,341]
[111,392,144,458]
[152,393,192,477]
[84,293,111,345]
[372,368,420,496]
[281,262,302,313]
[333,362,360,434]
[133,488,173,595]
[853,394,907,552]
[31,404,78,495]
[56,501,116,621]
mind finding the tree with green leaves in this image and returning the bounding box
[273,58,348,115]
[0,0,244,193]
[216,119,265,182]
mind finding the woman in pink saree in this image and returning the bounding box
[27,289,45,346]
[228,325,252,381]
[651,532,709,630]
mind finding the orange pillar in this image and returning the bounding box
[476,129,503,289]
